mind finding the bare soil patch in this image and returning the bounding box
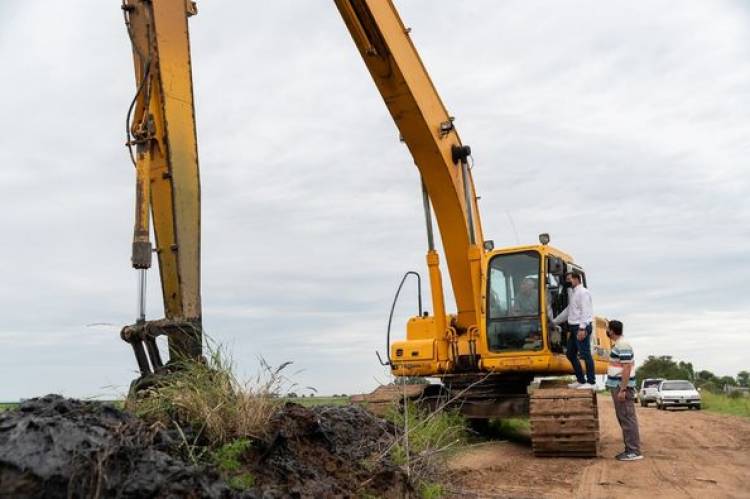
[447,396,750,498]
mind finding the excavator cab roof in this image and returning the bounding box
[487,244,575,265]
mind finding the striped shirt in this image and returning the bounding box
[606,337,636,388]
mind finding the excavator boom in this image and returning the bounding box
[335,0,484,331]
[120,0,202,378]
[336,0,608,457]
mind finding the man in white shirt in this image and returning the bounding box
[553,271,595,389]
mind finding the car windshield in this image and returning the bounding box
[644,380,661,388]
[662,381,695,391]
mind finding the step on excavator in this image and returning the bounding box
[335,0,611,457]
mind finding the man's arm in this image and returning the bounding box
[552,306,568,325]
[581,289,593,328]
[617,363,633,400]
[616,344,635,400]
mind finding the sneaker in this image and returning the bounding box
[568,382,583,389]
[614,450,628,460]
[576,383,597,390]
[616,451,644,461]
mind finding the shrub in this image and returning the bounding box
[126,349,290,446]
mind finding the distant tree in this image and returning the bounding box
[737,371,750,388]
[635,356,692,385]
[700,381,720,394]
[677,361,695,381]
[287,392,298,398]
[718,376,737,388]
[695,370,718,383]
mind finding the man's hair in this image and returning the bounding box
[608,320,623,336]
[570,271,582,282]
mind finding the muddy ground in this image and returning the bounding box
[0,395,409,498]
[448,397,750,498]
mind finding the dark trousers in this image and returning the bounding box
[566,323,595,384]
[611,387,641,453]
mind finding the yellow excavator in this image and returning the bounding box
[335,0,611,456]
[117,0,610,456]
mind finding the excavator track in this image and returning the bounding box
[529,380,600,457]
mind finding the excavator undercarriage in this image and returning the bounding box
[354,376,599,458]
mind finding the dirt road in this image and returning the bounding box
[448,397,750,498]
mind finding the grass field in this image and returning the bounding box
[289,396,349,407]
[702,392,750,418]
[0,403,18,412]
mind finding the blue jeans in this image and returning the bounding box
[566,323,595,384]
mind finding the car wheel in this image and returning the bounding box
[695,404,701,411]
[657,402,663,410]
[640,400,647,407]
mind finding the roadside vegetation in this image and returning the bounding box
[385,401,470,499]
[702,391,750,418]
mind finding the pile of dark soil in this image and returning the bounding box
[0,394,233,498]
[249,403,410,498]
[0,396,410,498]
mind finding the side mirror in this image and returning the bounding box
[547,257,564,275]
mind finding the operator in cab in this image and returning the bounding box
[513,278,538,315]
[552,271,595,389]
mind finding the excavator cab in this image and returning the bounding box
[486,249,546,352]
[486,244,590,356]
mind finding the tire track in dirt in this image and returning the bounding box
[447,396,750,498]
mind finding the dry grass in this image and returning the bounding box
[126,349,290,447]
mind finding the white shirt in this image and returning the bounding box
[553,284,593,328]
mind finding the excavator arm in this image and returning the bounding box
[120,0,203,378]
[335,0,486,334]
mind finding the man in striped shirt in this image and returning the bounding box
[606,320,643,461]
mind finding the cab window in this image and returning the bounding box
[486,251,542,352]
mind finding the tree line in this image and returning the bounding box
[635,355,749,393]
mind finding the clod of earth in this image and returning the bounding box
[0,395,233,498]
[249,403,411,498]
[0,396,411,498]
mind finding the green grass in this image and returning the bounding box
[702,391,750,418]
[386,403,469,465]
[212,439,255,490]
[127,351,286,446]
[419,482,445,499]
[487,417,531,444]
[289,396,349,407]
[0,403,17,412]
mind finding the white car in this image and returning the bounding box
[655,380,701,410]
[638,378,665,407]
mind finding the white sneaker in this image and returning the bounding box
[576,383,597,390]
[568,382,583,389]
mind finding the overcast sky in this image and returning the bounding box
[0,1,748,400]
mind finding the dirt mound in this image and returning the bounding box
[0,394,235,498]
[250,402,411,498]
[0,396,410,499]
